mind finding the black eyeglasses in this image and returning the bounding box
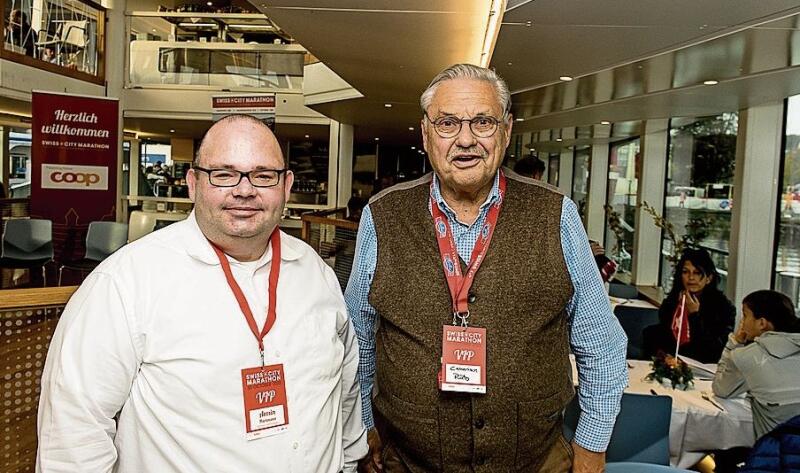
[424,113,502,138]
[193,167,289,188]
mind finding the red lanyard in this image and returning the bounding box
[210,229,281,366]
[430,171,506,322]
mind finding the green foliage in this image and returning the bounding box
[640,201,710,269]
[646,353,694,390]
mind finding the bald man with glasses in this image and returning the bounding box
[37,114,367,472]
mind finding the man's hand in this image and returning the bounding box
[571,441,605,473]
[357,428,384,473]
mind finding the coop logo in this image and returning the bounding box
[41,164,108,191]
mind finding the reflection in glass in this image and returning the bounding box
[661,114,738,293]
[605,139,640,277]
[775,95,800,312]
[572,146,590,223]
[3,0,104,78]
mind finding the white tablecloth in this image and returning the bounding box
[571,358,755,468]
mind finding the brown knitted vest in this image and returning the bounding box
[368,169,575,472]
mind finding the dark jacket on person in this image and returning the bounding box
[739,414,800,472]
[649,288,735,363]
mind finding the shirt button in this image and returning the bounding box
[292,441,299,450]
[475,456,485,466]
[474,418,485,429]
[468,292,477,304]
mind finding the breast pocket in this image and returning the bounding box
[300,310,344,380]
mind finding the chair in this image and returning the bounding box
[605,462,692,472]
[37,20,87,66]
[0,218,54,286]
[615,305,660,360]
[58,222,128,285]
[564,392,672,465]
[609,282,639,299]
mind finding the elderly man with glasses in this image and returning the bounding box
[37,114,367,472]
[346,64,627,473]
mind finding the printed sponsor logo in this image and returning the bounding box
[443,255,456,275]
[41,163,108,190]
[435,217,447,238]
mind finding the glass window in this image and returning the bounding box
[572,146,590,223]
[8,128,31,198]
[275,123,330,207]
[660,114,738,293]
[605,138,640,278]
[2,0,105,81]
[547,153,559,186]
[775,95,800,312]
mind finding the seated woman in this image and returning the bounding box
[713,290,800,440]
[643,248,735,363]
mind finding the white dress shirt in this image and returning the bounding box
[37,212,367,472]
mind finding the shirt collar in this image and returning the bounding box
[183,211,303,266]
[431,170,501,217]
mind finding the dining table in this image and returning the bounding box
[571,356,755,468]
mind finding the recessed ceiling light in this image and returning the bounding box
[525,21,532,27]
[556,138,563,142]
[515,118,524,122]
[408,126,414,131]
[375,137,380,141]
[600,121,611,125]
[152,28,157,32]
[384,103,392,108]
[559,76,573,82]
[703,80,719,85]
[529,148,535,152]
[507,62,513,66]
[304,134,309,138]
[206,1,212,5]
[169,129,175,133]
[411,146,416,150]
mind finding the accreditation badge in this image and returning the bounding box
[241,364,289,440]
[440,326,487,393]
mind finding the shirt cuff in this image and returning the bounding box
[362,400,375,431]
[573,414,616,453]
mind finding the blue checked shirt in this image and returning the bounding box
[344,172,628,453]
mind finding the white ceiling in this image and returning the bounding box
[246,0,800,148]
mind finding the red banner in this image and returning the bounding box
[30,91,119,263]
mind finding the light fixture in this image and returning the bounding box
[507,62,512,66]
[304,134,309,138]
[556,138,563,142]
[600,120,611,125]
[375,137,380,141]
[206,1,212,5]
[178,22,216,28]
[479,0,503,67]
[515,118,523,122]
[703,80,719,85]
[384,103,392,108]
[170,129,175,133]
[411,146,416,150]
[152,28,157,32]
[510,154,515,158]
[408,126,414,131]
[228,24,274,30]
[529,148,535,152]
[559,76,573,82]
